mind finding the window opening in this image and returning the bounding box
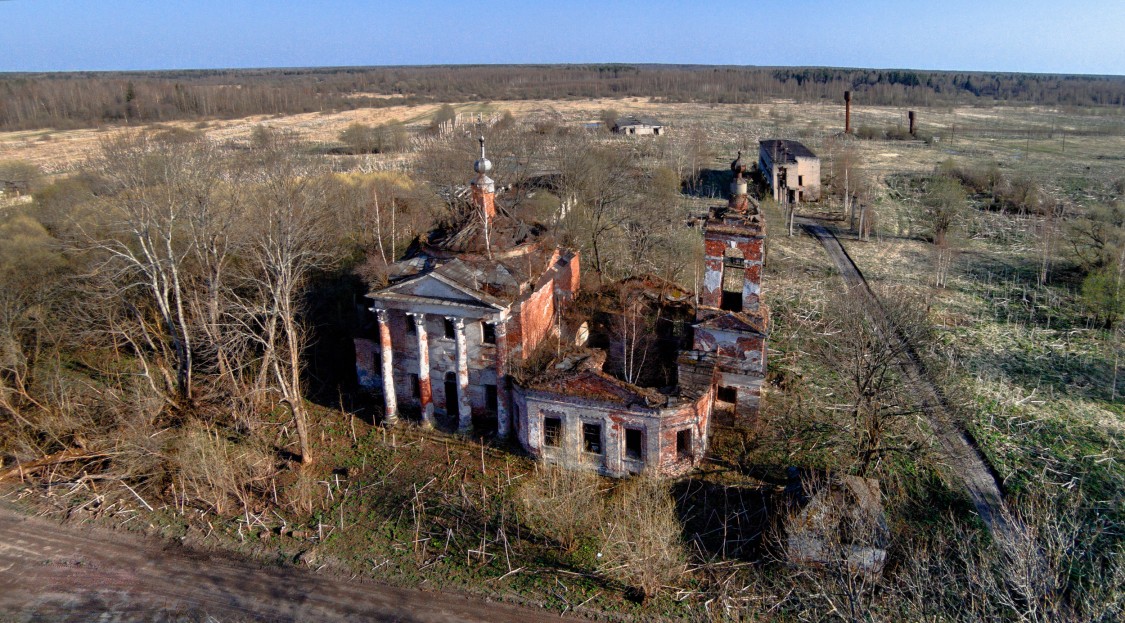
[485,384,498,414]
[444,371,458,410]
[583,423,603,454]
[717,385,738,403]
[676,429,692,460]
[543,417,562,447]
[625,428,643,460]
[721,247,745,312]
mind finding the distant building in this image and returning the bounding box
[612,116,665,136]
[759,139,820,203]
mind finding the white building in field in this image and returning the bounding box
[759,139,820,203]
[612,116,665,136]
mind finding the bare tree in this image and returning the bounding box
[558,137,639,280]
[812,287,929,477]
[0,213,67,444]
[239,141,337,465]
[919,175,967,288]
[614,294,655,386]
[892,495,1124,623]
[91,133,222,402]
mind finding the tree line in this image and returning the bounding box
[3,64,1125,131]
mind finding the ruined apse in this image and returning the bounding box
[511,153,769,477]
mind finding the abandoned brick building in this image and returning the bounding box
[355,141,768,477]
[354,138,580,438]
[758,139,821,203]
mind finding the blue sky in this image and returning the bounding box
[2,0,1123,75]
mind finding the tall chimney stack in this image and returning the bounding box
[844,91,852,134]
[908,110,917,137]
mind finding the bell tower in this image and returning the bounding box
[470,135,496,223]
[700,153,764,313]
[681,153,769,427]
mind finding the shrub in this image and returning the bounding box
[598,478,687,598]
[172,422,274,516]
[339,122,379,154]
[518,461,603,553]
[340,121,409,154]
[428,104,457,133]
[0,160,43,195]
[1081,266,1124,328]
[856,125,882,140]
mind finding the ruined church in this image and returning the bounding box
[355,140,767,477]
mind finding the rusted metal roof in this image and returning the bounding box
[759,139,818,162]
[614,115,663,128]
[529,367,666,408]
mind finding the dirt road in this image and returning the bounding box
[0,504,576,623]
[800,220,1013,537]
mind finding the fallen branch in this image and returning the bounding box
[0,448,108,483]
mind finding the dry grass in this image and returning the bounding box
[7,97,1123,180]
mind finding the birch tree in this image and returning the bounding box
[240,143,336,465]
[93,134,212,401]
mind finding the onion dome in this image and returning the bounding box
[473,135,493,175]
[471,135,495,192]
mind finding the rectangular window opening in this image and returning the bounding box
[485,384,498,414]
[409,374,420,398]
[482,322,496,345]
[543,417,562,447]
[406,315,417,334]
[443,318,456,339]
[720,290,743,312]
[583,422,603,454]
[444,372,458,411]
[625,428,643,460]
[717,385,738,403]
[676,429,692,460]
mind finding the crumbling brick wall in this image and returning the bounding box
[515,385,712,478]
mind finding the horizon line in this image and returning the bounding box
[2,62,1123,80]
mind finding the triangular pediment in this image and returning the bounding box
[375,272,500,309]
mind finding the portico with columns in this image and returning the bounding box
[354,135,580,437]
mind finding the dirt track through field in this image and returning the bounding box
[0,504,576,623]
[800,220,1014,538]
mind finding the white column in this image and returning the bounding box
[494,320,510,440]
[451,317,472,433]
[408,312,434,429]
[375,308,397,425]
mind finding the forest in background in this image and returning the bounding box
[3,64,1125,131]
